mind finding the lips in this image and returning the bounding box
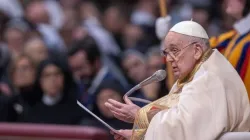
[172,67,178,72]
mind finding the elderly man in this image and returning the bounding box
[157,0,250,100]
[105,21,250,140]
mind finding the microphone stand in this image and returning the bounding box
[124,83,152,104]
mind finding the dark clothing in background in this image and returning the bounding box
[78,67,128,111]
[14,58,85,125]
[0,95,9,121]
[19,100,85,125]
[0,87,40,122]
[86,80,132,130]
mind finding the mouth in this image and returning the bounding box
[172,66,178,72]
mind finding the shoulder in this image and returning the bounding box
[210,30,236,48]
[183,71,223,96]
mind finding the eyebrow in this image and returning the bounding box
[169,43,178,47]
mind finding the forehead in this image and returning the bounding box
[163,32,185,49]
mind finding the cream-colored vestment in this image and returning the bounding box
[131,49,250,140]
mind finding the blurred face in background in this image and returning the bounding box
[122,24,143,48]
[226,0,245,19]
[5,28,25,55]
[192,8,209,29]
[97,89,122,118]
[25,1,49,24]
[122,54,147,83]
[24,38,48,65]
[68,51,96,86]
[80,1,100,20]
[103,6,126,34]
[40,64,64,97]
[13,56,36,88]
[147,55,163,76]
[60,9,87,47]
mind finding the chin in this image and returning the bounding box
[173,72,180,79]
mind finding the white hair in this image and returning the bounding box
[185,35,210,50]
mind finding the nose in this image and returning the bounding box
[165,54,174,62]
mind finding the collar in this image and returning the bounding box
[42,93,62,106]
[88,66,109,95]
[234,13,250,35]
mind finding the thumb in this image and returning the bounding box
[124,95,133,105]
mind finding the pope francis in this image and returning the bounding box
[105,21,250,140]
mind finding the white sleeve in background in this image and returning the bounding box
[44,0,64,30]
[83,17,121,56]
[0,0,23,18]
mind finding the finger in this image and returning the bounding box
[112,111,128,121]
[118,137,125,140]
[108,99,125,108]
[105,102,126,114]
[114,134,122,139]
[112,110,126,118]
[124,95,133,105]
[110,130,115,135]
[105,102,119,112]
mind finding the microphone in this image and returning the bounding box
[124,70,166,103]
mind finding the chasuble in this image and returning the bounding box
[131,49,250,140]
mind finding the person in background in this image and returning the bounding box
[209,0,250,100]
[1,54,37,122]
[122,49,150,105]
[0,45,11,97]
[80,1,121,57]
[122,49,147,85]
[102,3,128,51]
[59,8,88,48]
[3,19,29,59]
[146,47,164,76]
[192,5,221,36]
[82,80,132,132]
[68,36,126,111]
[25,0,65,51]
[23,37,49,65]
[19,58,84,125]
[122,24,144,49]
[145,47,168,100]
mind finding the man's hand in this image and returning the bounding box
[110,129,132,140]
[105,96,140,123]
[156,16,172,40]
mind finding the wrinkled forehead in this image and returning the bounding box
[162,32,186,50]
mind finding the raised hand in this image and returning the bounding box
[110,129,132,140]
[105,96,140,123]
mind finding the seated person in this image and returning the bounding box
[19,58,85,125]
[81,80,132,130]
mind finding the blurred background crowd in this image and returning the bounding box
[0,0,237,136]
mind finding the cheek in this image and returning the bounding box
[226,0,244,13]
[177,57,193,72]
[55,77,64,88]
[41,79,49,90]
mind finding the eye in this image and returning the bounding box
[171,48,179,54]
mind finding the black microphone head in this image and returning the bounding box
[154,70,166,81]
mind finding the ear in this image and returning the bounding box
[194,44,203,60]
